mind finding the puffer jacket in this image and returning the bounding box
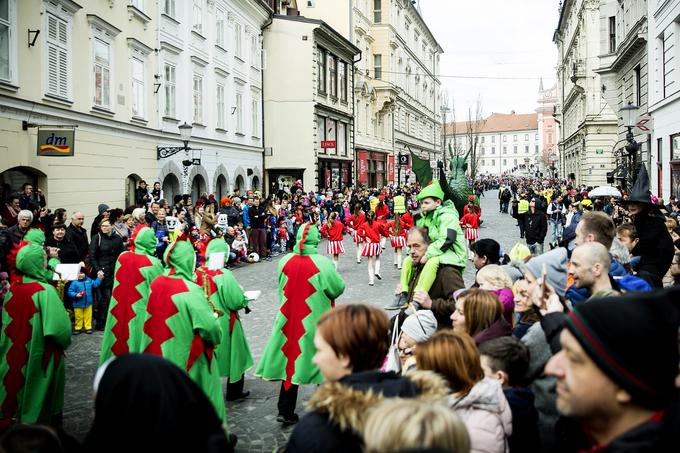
[285,370,449,453]
[449,377,512,453]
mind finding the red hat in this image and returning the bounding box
[379,195,385,202]
[468,195,475,201]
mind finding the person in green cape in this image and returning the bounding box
[141,240,229,440]
[99,226,164,364]
[0,241,72,427]
[196,239,253,401]
[255,222,345,425]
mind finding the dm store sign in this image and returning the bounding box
[37,129,75,157]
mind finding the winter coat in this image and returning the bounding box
[505,387,540,453]
[473,317,512,345]
[45,236,81,264]
[285,370,449,453]
[88,233,125,287]
[66,224,89,260]
[524,211,547,245]
[448,377,512,453]
[632,213,674,283]
[67,276,102,308]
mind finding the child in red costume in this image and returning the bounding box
[358,211,389,286]
[319,212,348,270]
[374,196,390,250]
[460,204,481,260]
[385,211,413,270]
[347,203,366,264]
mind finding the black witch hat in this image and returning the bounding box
[624,164,656,206]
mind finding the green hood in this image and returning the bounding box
[16,242,47,280]
[416,180,445,201]
[205,238,230,267]
[163,240,196,280]
[24,228,46,246]
[134,227,158,255]
[293,223,320,256]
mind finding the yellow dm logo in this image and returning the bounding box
[37,130,75,156]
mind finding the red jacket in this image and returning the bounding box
[358,221,388,242]
[385,213,413,238]
[347,212,366,230]
[374,204,390,221]
[460,212,480,229]
[320,221,347,241]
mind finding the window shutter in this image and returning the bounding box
[47,45,59,95]
[46,13,69,98]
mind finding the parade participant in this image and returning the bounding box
[400,180,467,295]
[99,227,164,364]
[357,211,389,285]
[0,242,72,426]
[374,196,390,249]
[196,239,253,401]
[285,304,449,452]
[460,202,481,260]
[67,267,104,335]
[347,203,366,264]
[142,240,225,422]
[319,212,347,270]
[84,354,233,453]
[385,208,412,270]
[256,223,345,425]
[417,330,512,453]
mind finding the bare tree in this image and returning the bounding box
[462,96,486,179]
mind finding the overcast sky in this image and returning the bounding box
[420,0,559,119]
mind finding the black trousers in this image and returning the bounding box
[226,377,245,399]
[95,285,112,329]
[277,383,299,417]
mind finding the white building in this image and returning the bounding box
[596,0,649,191]
[157,0,272,201]
[648,0,680,200]
[444,112,540,177]
[554,0,618,186]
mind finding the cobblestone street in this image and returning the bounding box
[63,190,521,451]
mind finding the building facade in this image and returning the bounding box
[596,0,649,190]
[296,0,443,187]
[554,0,618,186]
[537,80,560,178]
[262,13,359,193]
[444,112,540,177]
[647,0,680,200]
[0,0,270,228]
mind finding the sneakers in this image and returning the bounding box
[385,293,407,310]
[356,259,361,264]
[375,274,382,280]
[369,281,374,286]
[86,329,93,334]
[72,329,81,335]
[277,413,299,425]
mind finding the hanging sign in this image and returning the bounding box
[358,151,368,183]
[37,129,75,156]
[387,155,395,182]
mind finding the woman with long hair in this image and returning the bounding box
[347,203,366,264]
[358,211,388,285]
[319,212,348,270]
[385,210,412,270]
[416,331,512,453]
[451,288,511,345]
[374,195,390,249]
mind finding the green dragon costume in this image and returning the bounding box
[400,180,467,293]
[141,240,225,423]
[99,227,164,364]
[410,151,475,214]
[196,239,253,381]
[0,242,72,426]
[24,229,61,282]
[255,223,345,389]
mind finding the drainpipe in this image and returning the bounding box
[261,12,274,195]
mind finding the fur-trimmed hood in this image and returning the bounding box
[305,370,449,435]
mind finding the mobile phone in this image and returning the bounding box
[540,263,548,310]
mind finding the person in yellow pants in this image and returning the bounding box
[67,267,104,334]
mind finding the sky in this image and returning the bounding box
[419,0,559,119]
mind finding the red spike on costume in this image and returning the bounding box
[127,224,147,252]
[143,278,185,356]
[6,240,30,286]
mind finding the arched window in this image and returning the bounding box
[235,175,245,192]
[162,173,181,203]
[191,174,206,201]
[215,174,228,199]
[125,174,141,208]
[0,166,47,199]
[251,176,260,191]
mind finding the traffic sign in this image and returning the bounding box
[634,115,653,134]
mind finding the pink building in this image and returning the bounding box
[537,79,560,178]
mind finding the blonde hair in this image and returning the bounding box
[363,399,470,453]
[475,264,512,290]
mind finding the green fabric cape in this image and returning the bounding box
[255,224,345,388]
[0,243,72,425]
[100,227,164,364]
[141,240,226,422]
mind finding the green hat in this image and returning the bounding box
[416,180,445,201]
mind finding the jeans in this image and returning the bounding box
[528,242,544,255]
[517,214,526,238]
[549,220,563,245]
[500,200,509,213]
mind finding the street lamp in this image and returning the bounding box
[620,102,640,155]
[157,122,201,167]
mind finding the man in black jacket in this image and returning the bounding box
[524,198,547,255]
[248,198,268,260]
[66,211,89,261]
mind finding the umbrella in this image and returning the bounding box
[589,186,622,198]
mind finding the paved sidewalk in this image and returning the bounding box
[62,189,521,451]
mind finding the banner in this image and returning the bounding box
[387,155,395,183]
[358,151,368,183]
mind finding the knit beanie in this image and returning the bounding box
[565,288,679,409]
[98,204,110,215]
[401,310,437,343]
[524,247,569,298]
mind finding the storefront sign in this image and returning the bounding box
[358,151,368,183]
[321,140,336,149]
[387,156,395,182]
[37,129,75,156]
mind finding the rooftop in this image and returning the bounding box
[444,112,538,135]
